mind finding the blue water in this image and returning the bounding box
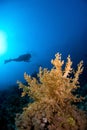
[0,0,87,89]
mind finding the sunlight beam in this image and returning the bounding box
[0,31,7,55]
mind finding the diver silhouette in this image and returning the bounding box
[4,53,31,64]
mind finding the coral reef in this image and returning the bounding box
[15,53,87,130]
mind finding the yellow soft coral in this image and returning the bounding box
[16,53,87,130]
[17,53,83,105]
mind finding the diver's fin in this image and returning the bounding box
[4,59,13,64]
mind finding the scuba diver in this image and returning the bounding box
[4,53,31,64]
